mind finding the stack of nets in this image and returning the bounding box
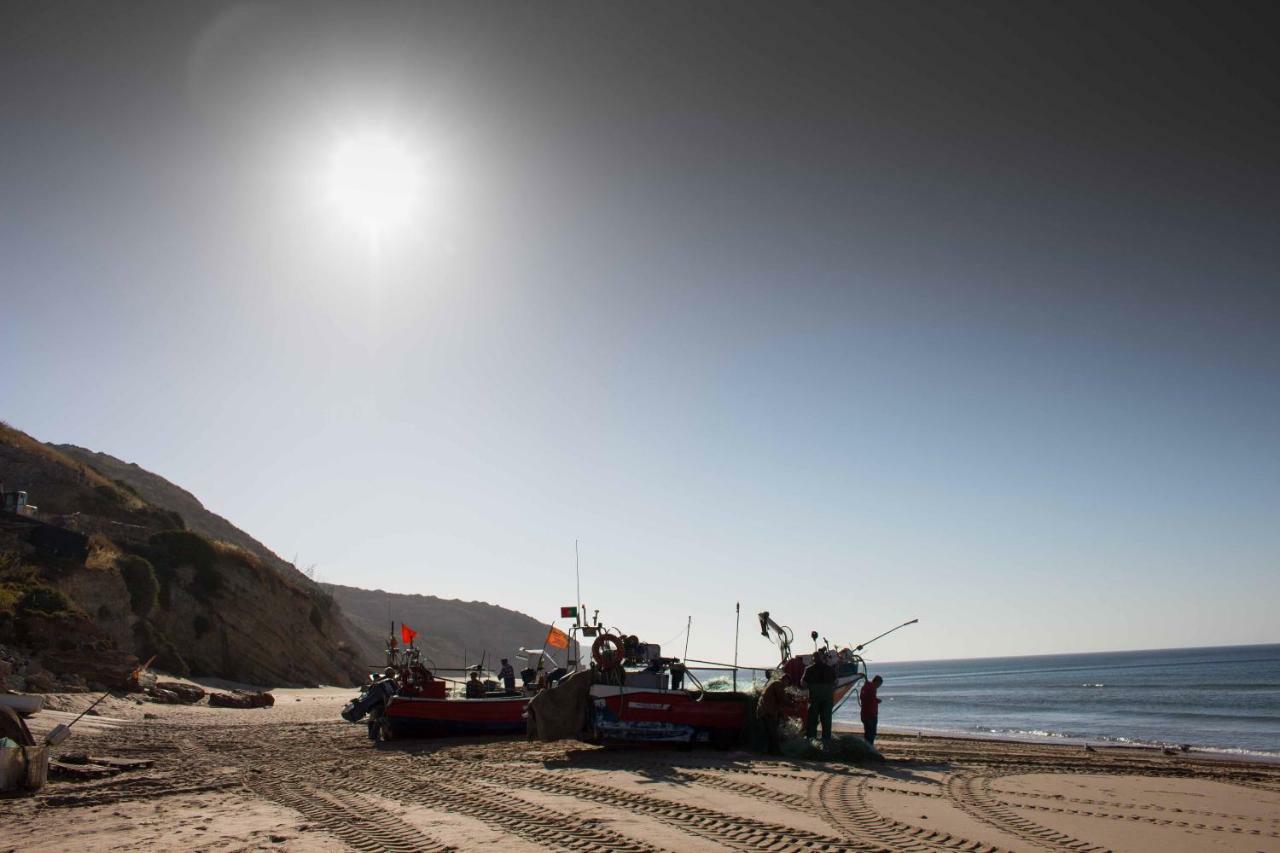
[776,718,884,763]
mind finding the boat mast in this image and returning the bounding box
[733,602,740,691]
[573,539,582,671]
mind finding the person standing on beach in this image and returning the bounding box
[757,672,791,754]
[802,652,836,741]
[499,658,516,694]
[860,675,883,745]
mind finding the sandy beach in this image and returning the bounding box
[3,688,1278,852]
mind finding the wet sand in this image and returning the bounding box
[5,688,1279,852]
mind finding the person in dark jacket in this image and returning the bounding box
[465,670,485,698]
[669,659,687,690]
[757,673,791,754]
[860,675,883,745]
[499,659,516,694]
[802,652,836,741]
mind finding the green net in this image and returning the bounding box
[776,718,884,763]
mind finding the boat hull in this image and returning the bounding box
[588,674,861,745]
[589,686,749,745]
[383,695,529,739]
[0,693,43,717]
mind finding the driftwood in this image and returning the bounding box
[208,690,275,709]
[145,682,206,705]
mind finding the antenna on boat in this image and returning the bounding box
[683,615,692,661]
[733,602,740,692]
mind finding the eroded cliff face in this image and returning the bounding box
[0,423,363,690]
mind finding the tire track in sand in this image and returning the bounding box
[448,761,870,852]
[991,797,1280,840]
[679,769,817,813]
[987,785,1280,826]
[945,771,1110,852]
[334,764,665,853]
[810,773,1005,852]
[244,774,454,853]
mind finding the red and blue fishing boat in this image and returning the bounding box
[565,612,867,746]
[342,636,564,741]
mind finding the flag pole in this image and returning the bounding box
[539,620,555,663]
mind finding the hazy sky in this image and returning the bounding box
[3,2,1277,664]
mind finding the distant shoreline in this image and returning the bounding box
[832,720,1280,765]
[868,640,1280,668]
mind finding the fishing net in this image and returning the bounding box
[776,718,884,763]
[526,669,595,741]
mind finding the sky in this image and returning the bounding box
[2,1,1277,665]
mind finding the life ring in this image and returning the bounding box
[592,633,624,668]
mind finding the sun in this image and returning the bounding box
[324,131,422,239]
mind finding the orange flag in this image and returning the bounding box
[401,623,418,646]
[545,626,569,649]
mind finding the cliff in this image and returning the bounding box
[0,422,364,690]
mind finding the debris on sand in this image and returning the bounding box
[209,690,275,709]
[51,754,153,781]
[145,682,206,705]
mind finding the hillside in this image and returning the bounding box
[44,435,571,681]
[55,444,305,582]
[54,444,386,663]
[324,583,573,672]
[0,422,365,690]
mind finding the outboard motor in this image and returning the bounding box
[341,677,397,723]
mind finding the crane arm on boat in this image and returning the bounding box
[853,618,919,652]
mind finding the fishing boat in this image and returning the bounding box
[0,693,44,717]
[341,638,563,741]
[576,613,866,746]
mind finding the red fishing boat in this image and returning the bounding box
[569,612,866,746]
[382,690,529,738]
[341,636,565,741]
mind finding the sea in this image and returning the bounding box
[700,643,1280,757]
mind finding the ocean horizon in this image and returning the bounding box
[698,642,1280,757]
[836,642,1280,757]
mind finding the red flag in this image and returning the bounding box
[401,623,418,646]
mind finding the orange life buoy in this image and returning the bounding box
[592,633,624,668]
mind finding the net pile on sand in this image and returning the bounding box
[777,718,884,763]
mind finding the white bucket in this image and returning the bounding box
[0,745,49,793]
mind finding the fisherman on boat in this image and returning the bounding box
[499,658,517,695]
[465,670,485,698]
[669,658,687,690]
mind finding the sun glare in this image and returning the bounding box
[324,131,422,240]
